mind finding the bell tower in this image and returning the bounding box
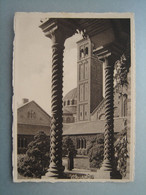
[77,38,103,122]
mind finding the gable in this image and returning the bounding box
[18,101,51,126]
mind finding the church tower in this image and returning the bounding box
[77,38,103,121]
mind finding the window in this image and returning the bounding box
[81,139,84,148]
[77,139,80,149]
[84,104,88,120]
[80,64,84,80]
[84,62,88,79]
[64,101,66,106]
[18,138,21,148]
[83,139,86,149]
[27,111,30,118]
[72,99,74,105]
[67,100,70,105]
[85,47,88,56]
[79,84,84,101]
[123,98,127,117]
[27,110,36,119]
[79,105,83,120]
[24,138,27,148]
[33,112,36,118]
[84,83,88,101]
[80,48,84,59]
[77,138,86,149]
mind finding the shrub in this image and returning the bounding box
[62,136,77,157]
[114,129,128,177]
[87,130,128,177]
[18,131,50,178]
[87,134,104,169]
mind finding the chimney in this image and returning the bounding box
[22,98,29,104]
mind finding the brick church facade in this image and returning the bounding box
[62,38,130,155]
[17,38,130,156]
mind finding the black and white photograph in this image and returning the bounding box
[13,12,135,182]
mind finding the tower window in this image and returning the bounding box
[80,64,84,80]
[85,47,88,56]
[84,62,88,79]
[80,48,84,59]
[67,100,70,105]
[72,99,75,105]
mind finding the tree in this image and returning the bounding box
[18,131,50,178]
[62,136,77,157]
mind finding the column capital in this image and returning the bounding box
[39,18,78,44]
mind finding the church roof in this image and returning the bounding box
[18,125,50,136]
[17,100,51,127]
[18,100,51,118]
[63,118,125,135]
[63,88,77,101]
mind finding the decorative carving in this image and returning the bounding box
[101,58,114,172]
[100,57,122,179]
[46,41,65,178]
[40,19,80,178]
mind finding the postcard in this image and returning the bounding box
[13,12,135,182]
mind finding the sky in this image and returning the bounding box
[14,13,82,115]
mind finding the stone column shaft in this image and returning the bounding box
[46,41,65,178]
[40,19,78,179]
[101,57,114,172]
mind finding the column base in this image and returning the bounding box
[95,169,122,180]
[42,165,65,179]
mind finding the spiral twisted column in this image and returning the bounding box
[45,41,65,178]
[99,58,121,179]
[101,58,114,172]
[39,19,78,179]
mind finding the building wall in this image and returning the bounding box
[63,114,75,123]
[90,57,103,113]
[18,101,51,126]
[17,134,34,154]
[91,88,127,121]
[77,38,103,122]
[17,124,50,154]
[65,134,97,155]
[77,39,92,122]
[17,101,51,154]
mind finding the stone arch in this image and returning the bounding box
[99,113,105,120]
